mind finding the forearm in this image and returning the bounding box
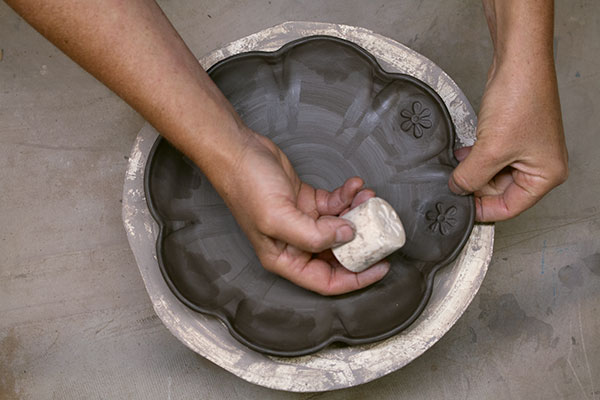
[480,0,562,158]
[5,0,248,186]
[449,0,566,221]
[482,0,555,76]
[4,1,392,293]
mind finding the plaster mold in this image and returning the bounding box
[123,21,493,392]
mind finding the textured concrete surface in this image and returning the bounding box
[1,0,599,399]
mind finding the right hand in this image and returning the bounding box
[448,56,568,221]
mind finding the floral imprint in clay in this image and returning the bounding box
[145,36,475,356]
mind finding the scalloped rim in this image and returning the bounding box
[144,35,475,356]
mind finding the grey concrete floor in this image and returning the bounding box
[1,0,598,399]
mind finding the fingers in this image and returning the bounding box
[279,257,390,296]
[448,141,510,195]
[340,188,375,216]
[477,187,537,222]
[474,167,514,197]
[315,177,364,216]
[453,146,472,162]
[475,170,544,221]
[350,188,375,209]
[261,206,356,253]
[260,177,377,258]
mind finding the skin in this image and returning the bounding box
[5,0,567,295]
[5,0,388,295]
[449,0,568,222]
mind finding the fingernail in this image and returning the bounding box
[367,261,390,277]
[334,224,355,246]
[448,176,469,196]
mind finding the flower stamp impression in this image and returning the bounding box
[333,197,406,272]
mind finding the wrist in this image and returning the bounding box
[484,0,555,77]
[186,118,254,193]
[152,75,252,187]
[492,42,555,79]
[489,52,556,86]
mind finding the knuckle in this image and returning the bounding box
[329,196,345,211]
[260,260,276,273]
[315,189,329,209]
[548,161,569,186]
[557,164,569,185]
[452,171,477,193]
[256,211,278,236]
[306,234,327,252]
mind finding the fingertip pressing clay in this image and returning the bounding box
[332,197,406,273]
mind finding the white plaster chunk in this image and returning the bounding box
[332,197,406,273]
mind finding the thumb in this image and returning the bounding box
[265,208,355,253]
[449,141,508,195]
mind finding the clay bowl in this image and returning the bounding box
[144,36,474,356]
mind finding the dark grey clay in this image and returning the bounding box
[145,36,475,356]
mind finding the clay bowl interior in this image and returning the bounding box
[144,36,475,356]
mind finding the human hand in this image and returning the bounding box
[4,0,389,294]
[448,56,568,221]
[216,130,390,295]
[449,0,569,222]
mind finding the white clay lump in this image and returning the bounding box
[332,197,406,273]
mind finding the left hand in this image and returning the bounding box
[215,130,390,295]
